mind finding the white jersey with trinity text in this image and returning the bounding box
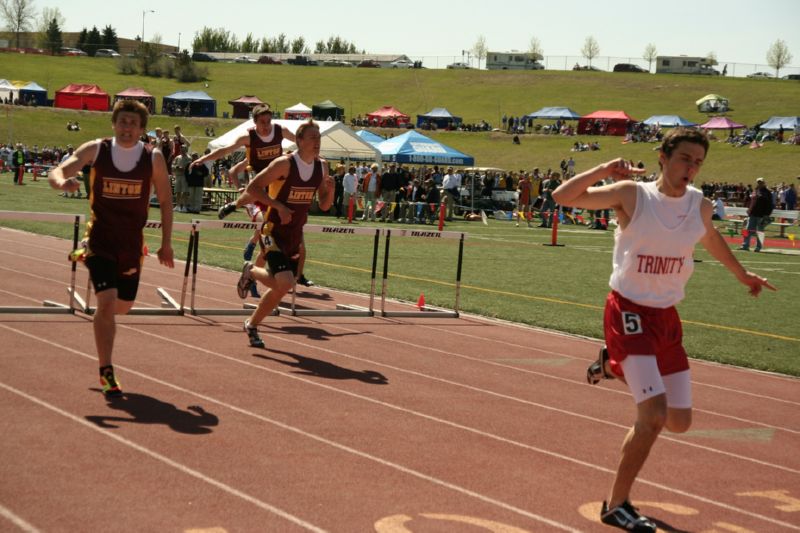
[609,181,706,308]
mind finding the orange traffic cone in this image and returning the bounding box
[416,293,425,309]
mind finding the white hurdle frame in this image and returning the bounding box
[187,220,382,317]
[0,211,84,314]
[379,228,466,318]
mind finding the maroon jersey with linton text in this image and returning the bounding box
[86,139,153,261]
[263,154,323,257]
[247,126,283,173]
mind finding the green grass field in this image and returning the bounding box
[1,53,798,376]
[1,181,798,376]
[2,53,799,183]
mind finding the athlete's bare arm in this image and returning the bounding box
[698,199,775,296]
[48,139,100,193]
[151,149,174,268]
[281,126,296,143]
[246,156,293,224]
[316,161,334,212]
[190,132,249,170]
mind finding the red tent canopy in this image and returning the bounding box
[578,110,636,136]
[114,87,155,113]
[54,84,109,111]
[366,105,410,127]
[228,95,265,119]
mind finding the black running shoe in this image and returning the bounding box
[601,501,656,533]
[237,261,254,299]
[244,320,265,348]
[587,345,612,385]
[297,274,314,287]
[218,202,236,220]
[99,365,123,397]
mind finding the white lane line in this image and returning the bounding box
[0,503,40,533]
[0,324,580,532]
[0,381,327,533]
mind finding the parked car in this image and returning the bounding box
[257,56,282,65]
[747,71,773,79]
[613,63,647,73]
[322,59,354,67]
[357,59,380,68]
[447,62,471,69]
[60,47,87,56]
[781,74,800,80]
[390,59,413,69]
[95,48,121,58]
[233,55,257,64]
[287,55,317,66]
[192,52,217,62]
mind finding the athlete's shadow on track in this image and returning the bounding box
[253,349,388,385]
[649,519,690,533]
[292,290,333,301]
[279,325,367,341]
[85,390,219,435]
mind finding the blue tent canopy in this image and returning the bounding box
[375,130,474,166]
[525,106,581,120]
[18,82,47,106]
[642,115,697,127]
[355,130,385,145]
[759,116,800,130]
[416,107,462,128]
[162,90,217,117]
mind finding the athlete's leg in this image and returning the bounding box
[663,370,693,433]
[249,269,293,325]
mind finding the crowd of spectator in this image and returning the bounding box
[2,94,39,106]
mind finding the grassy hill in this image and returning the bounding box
[2,52,799,182]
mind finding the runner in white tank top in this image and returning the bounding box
[551,128,775,532]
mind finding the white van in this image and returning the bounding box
[486,51,544,71]
[656,56,719,75]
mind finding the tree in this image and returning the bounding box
[705,51,718,65]
[84,25,101,56]
[35,6,63,49]
[1,0,37,48]
[42,15,60,55]
[241,32,257,53]
[75,27,87,51]
[528,37,543,61]
[472,35,487,69]
[101,24,118,51]
[290,36,307,54]
[767,39,793,77]
[581,36,600,66]
[643,43,657,72]
[192,27,236,52]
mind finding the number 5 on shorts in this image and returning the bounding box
[622,311,643,334]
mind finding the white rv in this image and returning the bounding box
[656,56,720,75]
[486,51,544,70]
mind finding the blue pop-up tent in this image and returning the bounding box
[525,106,581,120]
[416,107,462,129]
[18,82,48,106]
[162,90,217,117]
[759,116,800,130]
[375,130,474,166]
[642,115,697,127]
[355,130,385,145]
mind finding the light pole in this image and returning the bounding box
[177,32,181,53]
[141,10,154,45]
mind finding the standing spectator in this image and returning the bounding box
[333,161,345,217]
[171,125,190,167]
[712,193,725,220]
[517,173,534,227]
[567,156,576,177]
[552,128,775,532]
[171,146,191,213]
[404,178,423,223]
[12,143,25,185]
[420,178,441,224]
[379,163,399,222]
[539,172,561,228]
[361,164,380,221]
[342,165,358,219]
[784,183,797,211]
[186,152,209,214]
[442,167,461,221]
[740,177,774,252]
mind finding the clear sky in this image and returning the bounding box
[55,0,798,68]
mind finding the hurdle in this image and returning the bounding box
[379,228,466,318]
[186,220,382,317]
[0,210,84,314]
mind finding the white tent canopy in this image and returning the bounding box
[284,102,311,113]
[208,119,381,162]
[0,79,17,101]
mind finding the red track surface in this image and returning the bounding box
[1,229,798,532]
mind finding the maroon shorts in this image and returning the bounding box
[603,291,689,378]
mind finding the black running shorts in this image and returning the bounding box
[265,250,298,277]
[85,255,141,301]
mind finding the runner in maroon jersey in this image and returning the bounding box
[48,99,174,398]
[235,120,333,348]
